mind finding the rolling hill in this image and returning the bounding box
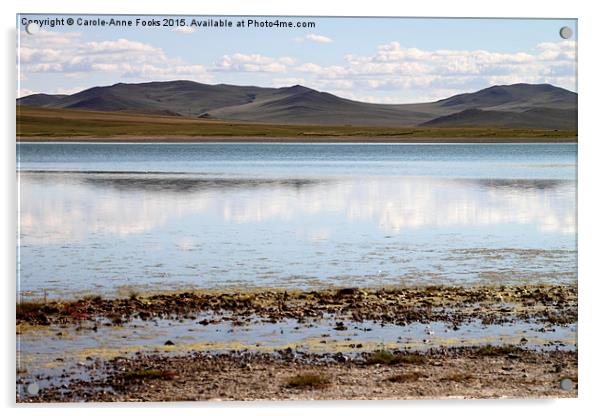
[17,81,577,130]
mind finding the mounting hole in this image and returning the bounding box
[559,26,573,40]
[559,378,574,391]
[25,22,40,35]
[26,382,39,395]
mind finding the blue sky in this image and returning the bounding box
[17,15,577,103]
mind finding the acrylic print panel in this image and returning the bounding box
[16,15,577,402]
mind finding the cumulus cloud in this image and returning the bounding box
[296,63,347,76]
[295,34,333,43]
[18,30,212,83]
[122,63,209,80]
[85,38,160,54]
[55,86,86,95]
[18,28,577,104]
[291,40,576,102]
[214,53,295,73]
[17,88,35,98]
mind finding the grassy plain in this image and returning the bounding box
[17,106,577,142]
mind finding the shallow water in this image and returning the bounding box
[17,143,577,298]
[17,314,576,390]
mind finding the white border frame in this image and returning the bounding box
[3,1,600,414]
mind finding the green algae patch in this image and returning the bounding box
[367,350,428,365]
[120,369,177,382]
[474,344,523,357]
[16,284,578,328]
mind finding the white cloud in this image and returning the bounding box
[18,28,577,104]
[537,40,576,60]
[18,30,212,83]
[214,53,294,73]
[17,88,35,98]
[295,34,333,43]
[55,86,85,95]
[292,40,576,102]
[296,63,347,77]
[122,63,209,81]
[86,38,161,54]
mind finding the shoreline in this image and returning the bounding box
[16,284,578,402]
[17,347,577,402]
[17,135,578,143]
[17,284,577,328]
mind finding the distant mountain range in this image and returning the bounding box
[17,81,577,130]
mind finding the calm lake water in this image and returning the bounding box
[17,143,577,298]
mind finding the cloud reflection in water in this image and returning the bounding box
[19,172,575,245]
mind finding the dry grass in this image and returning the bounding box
[16,106,577,141]
[367,350,428,365]
[286,372,330,389]
[475,345,522,357]
[16,300,55,323]
[121,369,177,382]
[16,301,45,317]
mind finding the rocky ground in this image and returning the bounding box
[16,284,578,403]
[16,284,577,328]
[17,346,577,402]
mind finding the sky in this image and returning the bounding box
[17,15,577,104]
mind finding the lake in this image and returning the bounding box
[16,142,577,298]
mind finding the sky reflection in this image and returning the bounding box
[19,173,575,245]
[17,143,577,295]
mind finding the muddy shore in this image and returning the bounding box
[17,284,577,328]
[16,284,577,402]
[17,347,577,402]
